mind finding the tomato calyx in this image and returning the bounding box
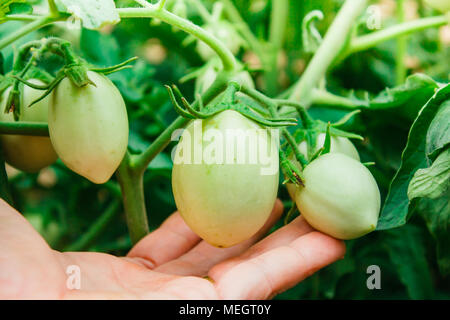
[9,38,137,112]
[286,109,363,165]
[166,81,298,128]
[280,149,305,187]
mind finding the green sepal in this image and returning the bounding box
[280,150,304,187]
[64,64,95,88]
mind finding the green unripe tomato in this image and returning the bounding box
[197,22,243,61]
[0,80,57,172]
[294,153,380,240]
[424,0,450,12]
[49,71,129,184]
[172,110,279,247]
[286,133,360,200]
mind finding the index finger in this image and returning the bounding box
[212,231,346,300]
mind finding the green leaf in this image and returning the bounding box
[55,0,120,30]
[426,100,450,160]
[0,0,25,17]
[418,193,450,276]
[369,74,438,110]
[408,148,450,200]
[378,84,450,230]
[383,225,434,299]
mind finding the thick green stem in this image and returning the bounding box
[289,0,368,105]
[1,14,41,22]
[264,0,289,95]
[116,153,149,245]
[133,116,188,173]
[0,16,59,50]
[220,0,262,53]
[65,200,120,251]
[0,121,49,136]
[118,6,237,71]
[347,15,448,55]
[395,0,407,85]
[311,88,361,110]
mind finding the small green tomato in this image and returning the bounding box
[49,71,129,184]
[294,153,380,240]
[286,133,360,200]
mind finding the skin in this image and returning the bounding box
[0,198,345,300]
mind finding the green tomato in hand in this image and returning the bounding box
[295,153,380,240]
[172,110,279,247]
[49,71,129,184]
[0,80,57,172]
[286,133,360,200]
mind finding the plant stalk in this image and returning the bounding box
[116,153,149,245]
[118,6,237,72]
[289,0,368,105]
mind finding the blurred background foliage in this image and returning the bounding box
[0,0,449,299]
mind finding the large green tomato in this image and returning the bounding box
[49,71,128,184]
[0,80,57,172]
[172,110,279,247]
[294,153,380,240]
[286,133,360,200]
[424,0,450,12]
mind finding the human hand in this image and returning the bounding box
[0,199,345,299]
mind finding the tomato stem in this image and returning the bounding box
[0,16,62,50]
[118,6,238,72]
[289,0,368,105]
[395,0,407,86]
[0,121,49,136]
[116,152,150,245]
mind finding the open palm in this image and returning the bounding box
[0,199,345,299]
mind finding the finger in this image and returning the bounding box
[154,199,284,276]
[213,231,346,300]
[209,215,313,280]
[127,212,201,268]
[0,199,49,251]
[0,199,66,299]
